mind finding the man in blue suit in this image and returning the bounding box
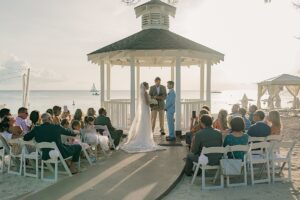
[165,81,176,141]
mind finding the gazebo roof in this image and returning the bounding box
[87,29,224,66]
[258,74,300,86]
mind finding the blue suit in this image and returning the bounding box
[165,89,176,138]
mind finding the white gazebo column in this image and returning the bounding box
[136,64,140,101]
[175,57,181,131]
[206,60,212,108]
[171,65,175,82]
[130,57,136,122]
[200,62,205,101]
[106,63,111,100]
[100,60,105,107]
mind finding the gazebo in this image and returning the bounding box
[257,74,300,109]
[87,0,224,130]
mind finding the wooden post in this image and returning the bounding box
[106,63,111,101]
[130,57,136,122]
[175,57,181,131]
[206,61,212,108]
[100,60,105,107]
[200,62,205,101]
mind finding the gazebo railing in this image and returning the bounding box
[104,99,209,131]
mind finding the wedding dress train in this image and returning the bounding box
[121,83,166,153]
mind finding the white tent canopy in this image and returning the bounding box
[257,74,300,109]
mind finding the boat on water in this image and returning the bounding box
[90,83,100,96]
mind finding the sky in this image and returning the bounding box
[0,0,300,91]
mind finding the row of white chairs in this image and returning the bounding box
[191,136,296,190]
[0,125,116,182]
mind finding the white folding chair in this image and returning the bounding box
[94,125,116,150]
[270,141,296,183]
[266,135,283,142]
[22,140,40,178]
[191,147,227,190]
[248,142,271,185]
[7,138,23,175]
[226,145,250,187]
[248,137,266,143]
[36,142,72,182]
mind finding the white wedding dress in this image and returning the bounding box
[121,83,166,153]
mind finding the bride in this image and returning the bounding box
[121,82,166,153]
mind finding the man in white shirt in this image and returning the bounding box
[15,107,30,134]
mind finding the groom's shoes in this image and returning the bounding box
[166,136,176,142]
[160,130,166,136]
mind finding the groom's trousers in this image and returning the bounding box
[167,111,175,138]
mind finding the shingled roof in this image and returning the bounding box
[87,29,224,60]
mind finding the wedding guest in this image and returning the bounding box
[184,115,222,176]
[249,105,258,124]
[247,110,271,137]
[186,109,209,148]
[94,108,123,147]
[24,113,81,174]
[53,106,62,125]
[0,116,23,139]
[29,110,41,130]
[46,108,54,117]
[224,117,249,160]
[82,116,109,150]
[73,109,84,128]
[202,105,210,113]
[61,106,71,121]
[239,108,251,131]
[266,110,282,135]
[61,119,70,129]
[15,107,30,134]
[0,108,11,120]
[87,108,96,117]
[213,109,229,135]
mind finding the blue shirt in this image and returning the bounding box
[247,121,271,137]
[224,133,249,160]
[243,116,251,130]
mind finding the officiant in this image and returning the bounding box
[149,77,167,135]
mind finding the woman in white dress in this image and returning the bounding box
[121,82,166,153]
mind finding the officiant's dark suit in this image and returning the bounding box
[149,77,167,134]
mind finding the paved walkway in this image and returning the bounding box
[20,146,186,200]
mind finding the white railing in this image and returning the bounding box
[104,99,209,131]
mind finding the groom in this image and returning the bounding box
[149,77,167,135]
[165,81,176,141]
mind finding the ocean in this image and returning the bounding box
[0,90,294,115]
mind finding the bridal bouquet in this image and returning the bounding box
[149,98,158,105]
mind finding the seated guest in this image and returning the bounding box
[266,110,282,135]
[61,119,70,129]
[82,116,109,150]
[247,110,271,137]
[202,105,210,113]
[0,108,11,121]
[61,106,71,121]
[184,114,223,176]
[228,104,241,123]
[224,117,249,160]
[53,106,62,125]
[29,110,41,130]
[24,113,82,174]
[15,107,30,134]
[213,109,229,136]
[0,116,23,139]
[94,108,124,147]
[87,108,96,117]
[72,109,84,129]
[239,108,251,131]
[186,109,209,148]
[248,105,258,124]
[46,108,54,117]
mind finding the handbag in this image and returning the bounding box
[220,152,243,176]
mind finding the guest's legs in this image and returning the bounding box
[158,109,165,132]
[69,144,82,162]
[167,111,175,138]
[184,153,198,176]
[110,130,123,146]
[151,110,158,132]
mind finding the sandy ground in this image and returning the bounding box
[165,116,300,200]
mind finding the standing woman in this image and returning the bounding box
[267,110,282,135]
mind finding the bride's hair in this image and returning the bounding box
[142,82,149,88]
